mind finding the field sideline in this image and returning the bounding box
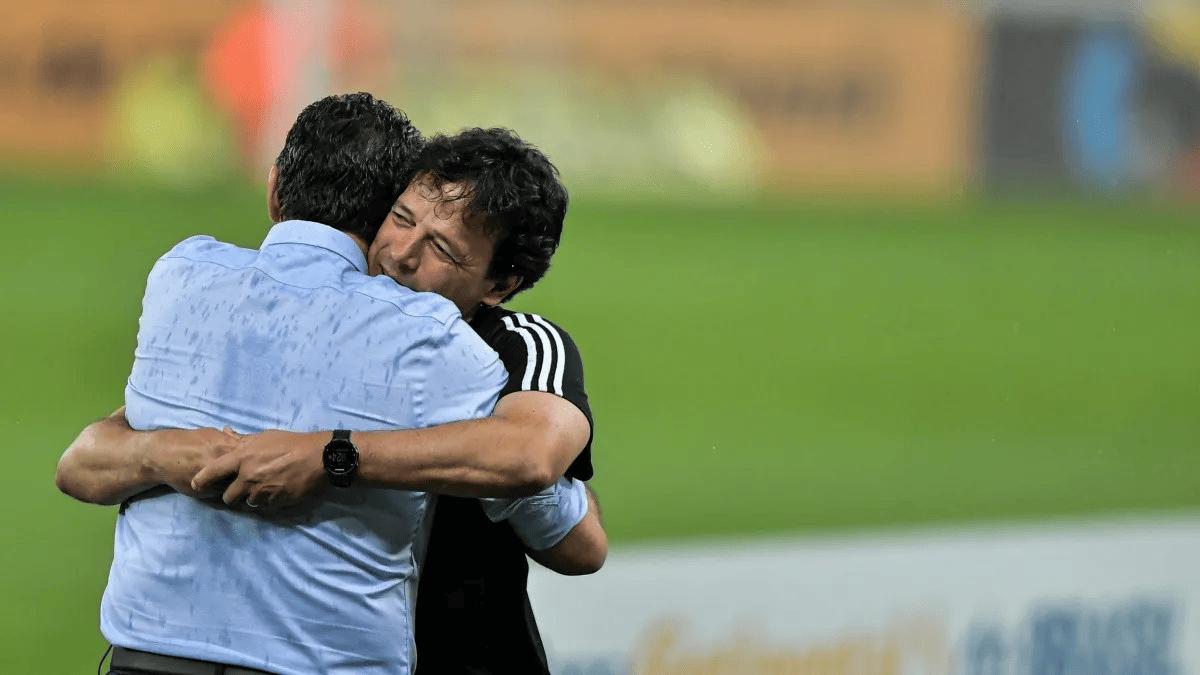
[1,174,1197,669]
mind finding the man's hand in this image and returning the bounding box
[148,427,242,499]
[191,430,327,511]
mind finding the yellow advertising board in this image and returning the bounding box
[0,1,980,192]
[429,2,981,192]
[0,1,241,164]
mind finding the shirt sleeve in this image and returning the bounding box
[491,313,594,480]
[477,477,589,551]
[416,316,507,428]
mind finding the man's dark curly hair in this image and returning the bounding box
[414,128,568,299]
[274,93,423,242]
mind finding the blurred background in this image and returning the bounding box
[1,0,1198,673]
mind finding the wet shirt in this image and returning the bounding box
[102,221,582,675]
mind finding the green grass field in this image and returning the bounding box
[2,174,1198,669]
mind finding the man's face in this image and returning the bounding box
[368,177,503,317]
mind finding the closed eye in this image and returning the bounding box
[431,239,460,264]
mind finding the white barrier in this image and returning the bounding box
[529,514,1200,674]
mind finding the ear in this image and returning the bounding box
[267,165,282,223]
[481,275,523,308]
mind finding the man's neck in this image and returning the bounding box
[463,303,493,323]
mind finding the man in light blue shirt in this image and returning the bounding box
[86,94,592,674]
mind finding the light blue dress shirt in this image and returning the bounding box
[101,221,587,674]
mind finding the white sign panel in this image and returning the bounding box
[529,514,1200,674]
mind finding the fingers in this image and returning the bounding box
[222,426,242,439]
[222,475,252,506]
[189,477,230,500]
[225,477,277,513]
[244,483,280,513]
[192,449,281,513]
[191,452,241,494]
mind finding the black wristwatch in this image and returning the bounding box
[323,430,359,487]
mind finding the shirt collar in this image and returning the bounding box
[261,220,369,273]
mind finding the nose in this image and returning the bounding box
[387,234,422,275]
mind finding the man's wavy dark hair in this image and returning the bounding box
[274,93,423,242]
[414,128,568,299]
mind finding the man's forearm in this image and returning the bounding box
[56,410,158,505]
[357,417,559,498]
[56,410,233,505]
[195,391,591,505]
[356,390,589,498]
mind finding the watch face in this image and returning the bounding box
[324,440,358,475]
[327,450,350,470]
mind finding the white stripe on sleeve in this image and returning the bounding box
[516,313,556,393]
[527,314,566,396]
[500,315,539,390]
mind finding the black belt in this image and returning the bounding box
[110,647,273,675]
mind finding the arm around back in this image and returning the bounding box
[355,390,589,497]
[56,407,235,505]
